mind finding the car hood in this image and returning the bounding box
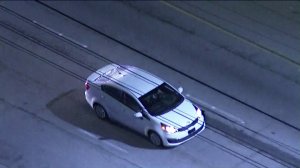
[157,99,198,129]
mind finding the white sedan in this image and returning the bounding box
[85,64,205,147]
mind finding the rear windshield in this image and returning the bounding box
[139,83,184,116]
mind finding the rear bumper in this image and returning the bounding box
[85,90,93,108]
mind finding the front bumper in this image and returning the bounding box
[167,122,205,144]
[161,121,206,147]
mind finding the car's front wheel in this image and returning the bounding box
[94,104,108,120]
[149,131,162,147]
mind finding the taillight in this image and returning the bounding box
[85,81,90,90]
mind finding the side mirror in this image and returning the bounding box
[134,112,143,118]
[178,86,183,94]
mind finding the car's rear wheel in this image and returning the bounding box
[149,131,162,147]
[94,104,108,120]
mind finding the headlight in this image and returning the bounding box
[194,105,203,119]
[161,123,177,134]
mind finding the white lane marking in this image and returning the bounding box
[32,20,88,48]
[78,128,100,139]
[77,128,128,153]
[186,94,245,125]
[102,141,128,154]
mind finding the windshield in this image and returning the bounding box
[139,83,184,116]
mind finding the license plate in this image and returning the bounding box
[188,127,195,134]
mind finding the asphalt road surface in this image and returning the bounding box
[0,1,299,168]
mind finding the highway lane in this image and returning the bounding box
[0,1,299,168]
[26,1,299,162]
[0,21,276,167]
[34,0,300,129]
[169,1,300,81]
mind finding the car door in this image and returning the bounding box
[100,84,123,121]
[119,91,150,134]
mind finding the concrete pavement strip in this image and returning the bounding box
[186,94,300,167]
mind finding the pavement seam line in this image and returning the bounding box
[160,1,300,67]
[186,94,245,125]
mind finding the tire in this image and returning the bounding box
[94,104,108,120]
[149,131,162,147]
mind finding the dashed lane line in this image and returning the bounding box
[78,128,129,154]
[32,20,88,48]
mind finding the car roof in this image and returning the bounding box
[93,64,164,98]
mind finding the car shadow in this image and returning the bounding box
[47,88,158,149]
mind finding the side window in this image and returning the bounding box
[101,85,122,102]
[123,92,141,112]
